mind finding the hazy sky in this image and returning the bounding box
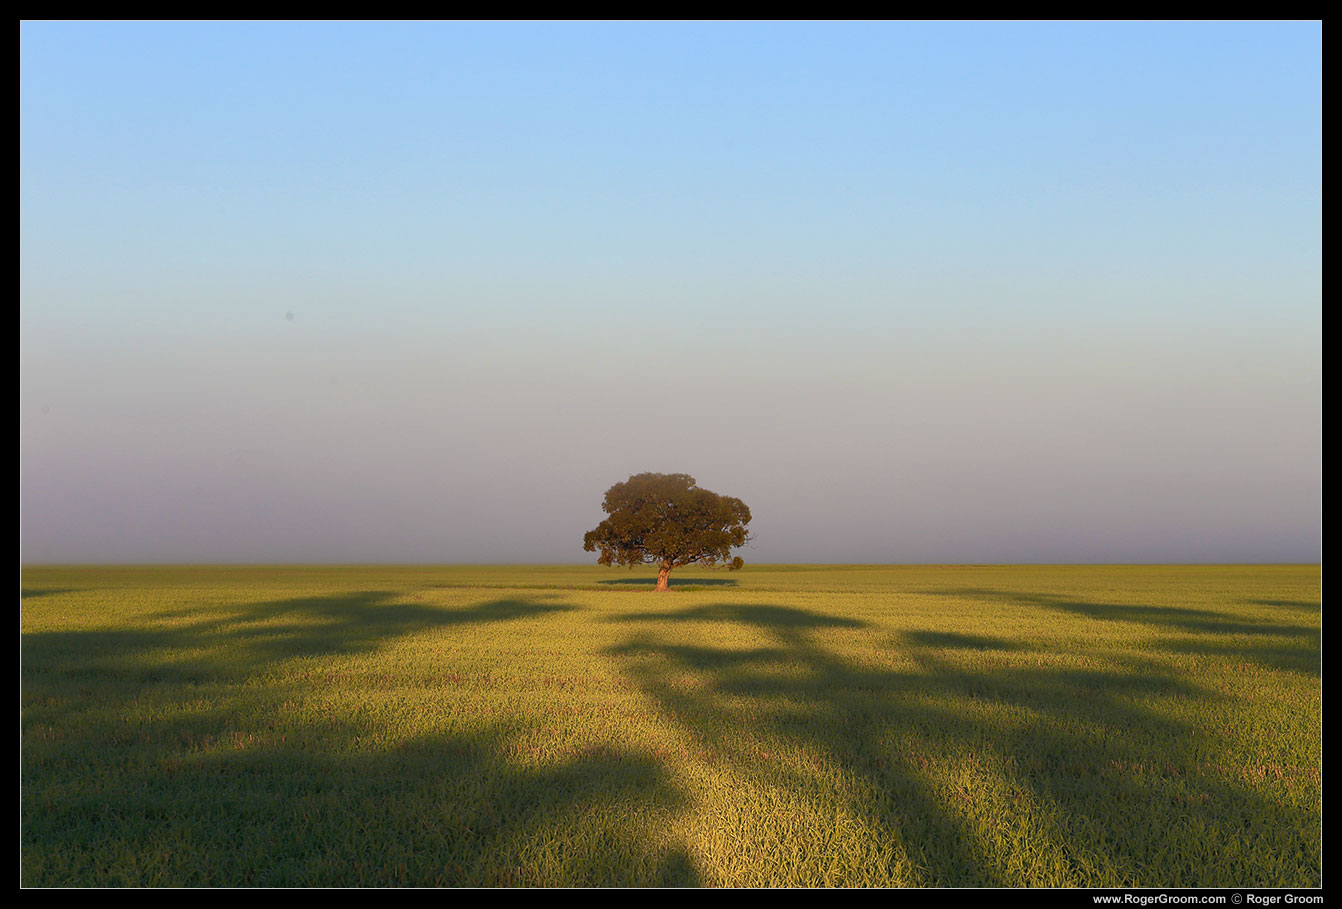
[20,21,1321,564]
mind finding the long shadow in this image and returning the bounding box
[610,602,863,629]
[215,591,577,661]
[607,601,1320,887]
[1244,598,1321,612]
[931,588,1317,639]
[22,590,694,886]
[930,588,1321,676]
[24,592,577,684]
[904,630,1019,651]
[23,715,693,886]
[21,587,80,600]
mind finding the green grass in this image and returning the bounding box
[20,564,1320,887]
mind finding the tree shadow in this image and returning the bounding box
[25,592,579,683]
[21,587,81,600]
[904,630,1019,651]
[22,590,695,886]
[23,716,694,886]
[930,588,1321,676]
[607,601,1320,887]
[1243,598,1321,612]
[609,602,864,629]
[596,577,740,588]
[931,588,1316,639]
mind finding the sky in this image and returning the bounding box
[20,21,1321,564]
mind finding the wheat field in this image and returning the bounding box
[20,564,1321,887]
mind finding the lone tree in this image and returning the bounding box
[583,473,752,591]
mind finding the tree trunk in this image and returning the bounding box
[655,563,671,592]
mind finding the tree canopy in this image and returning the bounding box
[583,473,751,591]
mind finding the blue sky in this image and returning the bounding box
[20,21,1321,563]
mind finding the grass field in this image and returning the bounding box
[20,564,1321,887]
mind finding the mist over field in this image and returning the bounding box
[20,22,1321,564]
